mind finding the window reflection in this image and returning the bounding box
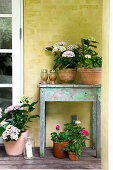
[0,53,12,84]
[0,18,12,49]
[0,0,12,14]
[0,88,12,108]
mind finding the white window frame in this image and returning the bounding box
[12,0,24,104]
[0,0,23,144]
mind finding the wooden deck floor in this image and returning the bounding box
[0,147,101,170]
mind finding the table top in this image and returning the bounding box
[37,84,101,88]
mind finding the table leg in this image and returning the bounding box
[92,102,96,149]
[96,91,101,158]
[40,88,46,158]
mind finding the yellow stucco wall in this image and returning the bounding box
[24,0,103,147]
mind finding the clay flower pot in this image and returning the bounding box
[68,152,78,161]
[3,130,29,156]
[58,68,77,83]
[77,67,102,85]
[53,141,69,158]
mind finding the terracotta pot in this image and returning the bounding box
[77,67,102,85]
[3,130,29,156]
[68,152,78,161]
[53,141,69,158]
[58,68,76,83]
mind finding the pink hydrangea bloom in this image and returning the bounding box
[75,120,81,125]
[56,125,60,130]
[2,125,20,141]
[4,105,20,114]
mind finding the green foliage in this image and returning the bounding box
[0,96,40,141]
[78,37,102,68]
[64,122,89,143]
[63,141,82,158]
[51,132,68,142]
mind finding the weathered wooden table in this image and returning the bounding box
[37,84,101,158]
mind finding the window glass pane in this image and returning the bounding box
[0,0,12,14]
[0,18,12,49]
[0,53,12,84]
[0,88,12,108]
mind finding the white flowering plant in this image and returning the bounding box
[0,96,39,142]
[78,36,102,68]
[46,42,80,70]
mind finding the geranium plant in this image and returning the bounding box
[78,36,102,68]
[63,120,89,158]
[51,124,68,142]
[0,96,39,142]
[46,41,80,70]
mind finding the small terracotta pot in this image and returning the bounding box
[58,68,76,83]
[3,130,29,156]
[77,67,102,85]
[68,152,78,161]
[53,141,69,158]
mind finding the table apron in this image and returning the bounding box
[43,88,98,101]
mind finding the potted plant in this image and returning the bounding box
[51,125,69,158]
[77,36,102,85]
[46,42,79,83]
[63,120,89,160]
[0,96,39,156]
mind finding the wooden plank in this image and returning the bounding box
[0,148,101,169]
[45,88,97,101]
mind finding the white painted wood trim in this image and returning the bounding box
[20,0,24,97]
[0,14,12,17]
[12,0,23,105]
[0,84,13,87]
[109,0,113,169]
[0,49,12,53]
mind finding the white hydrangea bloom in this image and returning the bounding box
[62,51,75,57]
[52,46,66,53]
[85,54,91,58]
[67,44,79,50]
[20,96,32,103]
[52,46,59,53]
[53,41,66,47]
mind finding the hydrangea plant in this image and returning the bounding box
[78,36,102,68]
[46,41,80,70]
[0,96,39,142]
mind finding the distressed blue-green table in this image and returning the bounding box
[38,84,101,158]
